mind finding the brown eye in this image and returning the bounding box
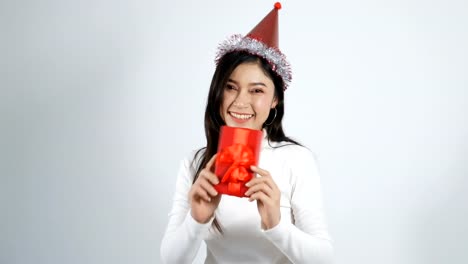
[252,88,264,93]
[226,84,236,90]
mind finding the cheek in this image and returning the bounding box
[220,93,230,116]
[254,98,272,115]
[221,92,233,110]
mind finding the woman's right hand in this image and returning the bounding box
[188,154,221,224]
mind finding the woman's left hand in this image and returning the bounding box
[245,165,281,230]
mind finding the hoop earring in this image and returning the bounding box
[264,108,277,126]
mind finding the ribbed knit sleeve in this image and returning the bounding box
[263,147,334,263]
[160,156,213,264]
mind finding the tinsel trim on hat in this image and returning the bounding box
[215,34,292,90]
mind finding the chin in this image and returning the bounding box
[230,123,262,131]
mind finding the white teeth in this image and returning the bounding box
[230,112,253,120]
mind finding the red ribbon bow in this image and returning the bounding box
[216,143,255,197]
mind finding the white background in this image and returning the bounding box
[1,0,467,263]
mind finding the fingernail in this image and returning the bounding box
[245,182,251,187]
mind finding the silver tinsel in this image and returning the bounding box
[215,34,292,90]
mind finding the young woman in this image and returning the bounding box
[161,3,333,263]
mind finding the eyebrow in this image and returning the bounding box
[227,79,267,87]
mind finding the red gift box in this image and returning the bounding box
[214,126,263,197]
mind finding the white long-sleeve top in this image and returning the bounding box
[161,136,333,264]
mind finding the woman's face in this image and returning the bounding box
[220,62,278,130]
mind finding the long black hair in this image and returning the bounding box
[192,50,300,232]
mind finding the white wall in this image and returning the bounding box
[1,0,467,263]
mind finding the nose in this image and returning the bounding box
[232,90,250,108]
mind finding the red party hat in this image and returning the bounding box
[215,2,292,90]
[246,2,281,49]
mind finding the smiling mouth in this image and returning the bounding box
[229,111,254,120]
